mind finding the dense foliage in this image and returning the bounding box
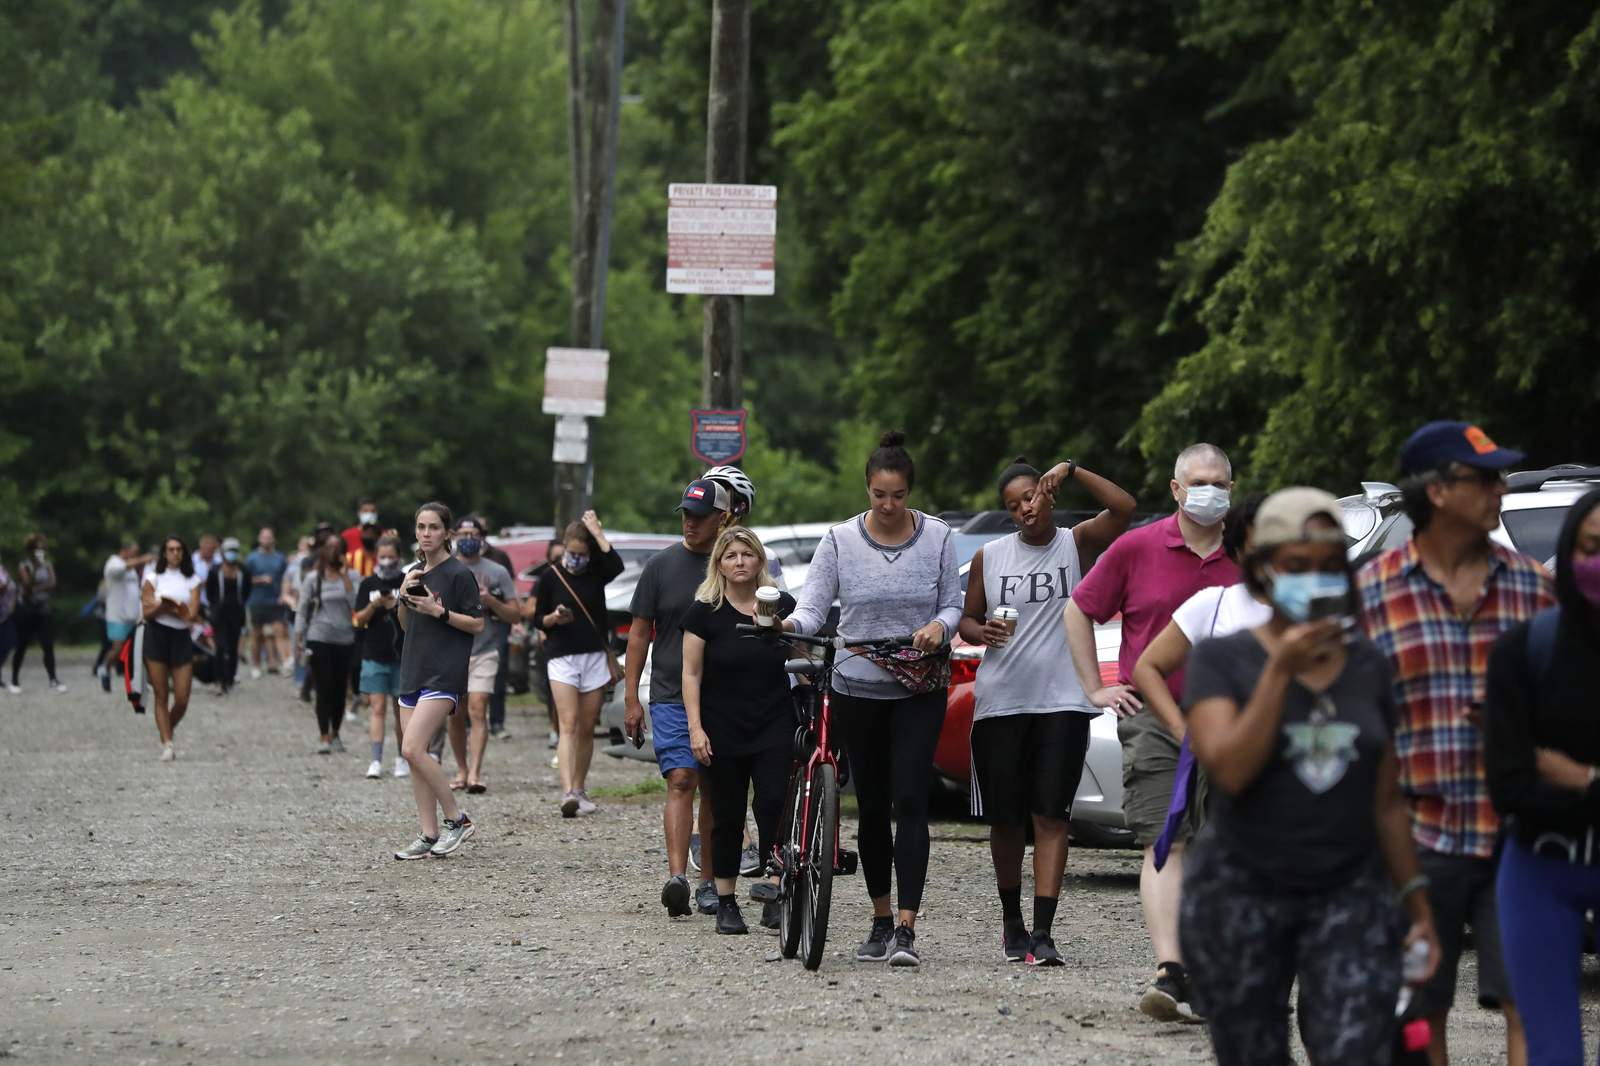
[4,0,1597,596]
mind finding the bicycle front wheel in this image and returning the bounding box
[799,762,837,971]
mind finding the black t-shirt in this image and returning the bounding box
[630,543,712,705]
[396,557,483,695]
[356,573,405,663]
[681,592,797,757]
[205,567,249,619]
[534,548,625,660]
[1183,631,1396,891]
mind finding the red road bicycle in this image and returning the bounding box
[737,625,915,970]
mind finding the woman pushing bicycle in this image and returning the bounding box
[785,430,962,967]
[682,526,795,935]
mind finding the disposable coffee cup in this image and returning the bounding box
[754,586,781,626]
[989,606,1019,643]
[369,589,383,603]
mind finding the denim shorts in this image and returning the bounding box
[359,659,400,697]
[650,702,699,777]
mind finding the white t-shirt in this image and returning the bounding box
[1171,583,1272,645]
[103,555,143,625]
[144,569,203,630]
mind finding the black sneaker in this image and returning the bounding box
[661,875,692,918]
[761,900,781,930]
[749,881,779,903]
[855,916,895,962]
[1026,931,1063,967]
[695,881,719,915]
[1002,921,1030,962]
[1139,962,1203,1022]
[888,924,920,968]
[716,900,749,935]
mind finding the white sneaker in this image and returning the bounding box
[250,667,262,680]
[365,760,383,779]
[4,683,20,694]
[393,758,411,778]
[159,744,176,762]
[49,679,67,694]
[575,791,598,816]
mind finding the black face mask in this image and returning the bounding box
[375,562,402,582]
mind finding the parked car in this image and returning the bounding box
[1339,464,1600,569]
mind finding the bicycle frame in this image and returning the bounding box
[789,641,843,882]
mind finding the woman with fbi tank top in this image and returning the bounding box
[958,457,1135,967]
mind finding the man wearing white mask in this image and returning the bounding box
[1064,443,1238,1022]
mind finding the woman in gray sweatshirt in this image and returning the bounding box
[296,537,362,753]
[787,430,962,968]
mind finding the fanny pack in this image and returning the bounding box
[861,645,950,695]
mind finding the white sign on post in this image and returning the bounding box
[552,415,588,465]
[666,183,776,296]
[542,347,609,418]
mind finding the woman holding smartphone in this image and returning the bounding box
[354,534,407,779]
[296,537,363,754]
[392,502,485,860]
[142,536,203,761]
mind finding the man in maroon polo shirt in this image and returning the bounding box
[1064,443,1239,1022]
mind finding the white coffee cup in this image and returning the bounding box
[755,586,781,626]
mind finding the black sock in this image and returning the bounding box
[999,884,1024,926]
[718,894,736,909]
[1032,895,1058,935]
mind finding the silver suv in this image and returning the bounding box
[1340,464,1600,568]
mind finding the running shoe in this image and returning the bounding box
[855,916,895,962]
[715,900,749,935]
[1026,932,1063,967]
[1139,963,1203,1022]
[760,901,781,930]
[159,744,176,763]
[739,843,761,877]
[1002,921,1030,963]
[560,792,579,818]
[429,814,475,857]
[687,834,701,875]
[393,759,410,778]
[661,874,692,918]
[329,736,346,754]
[749,881,779,903]
[365,760,383,779]
[99,666,111,692]
[251,667,263,680]
[575,791,598,816]
[4,683,20,694]
[316,740,331,755]
[888,924,920,968]
[49,678,67,694]
[394,835,437,861]
[695,881,719,915]
[547,730,559,749]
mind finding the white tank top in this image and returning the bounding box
[974,528,1094,719]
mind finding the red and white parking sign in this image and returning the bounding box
[666,183,776,296]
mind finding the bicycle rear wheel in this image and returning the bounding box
[777,767,804,959]
[799,762,837,971]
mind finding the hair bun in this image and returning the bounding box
[879,429,907,449]
[1013,455,1030,465]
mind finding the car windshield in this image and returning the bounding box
[1502,506,1571,567]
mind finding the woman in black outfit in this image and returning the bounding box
[532,510,624,816]
[682,526,795,935]
[204,537,249,694]
[1486,488,1600,1065]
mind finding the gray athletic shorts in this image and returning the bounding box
[1414,849,1512,1014]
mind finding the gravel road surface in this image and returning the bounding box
[2,652,1560,1064]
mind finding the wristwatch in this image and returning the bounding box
[1065,460,1077,481]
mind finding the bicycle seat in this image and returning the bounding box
[784,659,821,677]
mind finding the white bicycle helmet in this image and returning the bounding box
[702,465,756,516]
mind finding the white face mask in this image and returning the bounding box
[359,511,378,526]
[1182,484,1231,526]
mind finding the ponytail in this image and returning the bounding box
[865,429,915,490]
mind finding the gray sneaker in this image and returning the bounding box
[695,881,720,915]
[429,814,476,857]
[329,736,346,754]
[394,835,437,861]
[740,843,761,877]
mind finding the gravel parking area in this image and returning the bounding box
[1,652,1556,1064]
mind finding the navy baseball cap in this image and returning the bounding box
[676,479,731,516]
[1399,421,1524,475]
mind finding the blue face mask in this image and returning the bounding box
[562,552,589,574]
[455,536,482,557]
[223,550,240,564]
[1266,569,1350,623]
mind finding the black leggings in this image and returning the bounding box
[213,611,244,690]
[704,737,790,881]
[832,689,947,913]
[307,640,355,736]
[11,604,57,684]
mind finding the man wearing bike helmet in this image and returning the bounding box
[703,466,784,590]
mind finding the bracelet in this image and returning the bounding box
[1396,874,1430,903]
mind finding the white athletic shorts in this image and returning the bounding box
[547,650,611,694]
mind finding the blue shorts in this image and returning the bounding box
[106,621,136,642]
[359,659,401,697]
[650,702,700,777]
[399,689,459,714]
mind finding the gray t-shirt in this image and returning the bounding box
[457,555,515,656]
[790,512,963,700]
[1183,632,1396,890]
[296,569,362,645]
[629,543,711,706]
[974,528,1093,719]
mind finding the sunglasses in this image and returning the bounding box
[1440,466,1506,488]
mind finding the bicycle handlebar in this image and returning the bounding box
[734,623,917,651]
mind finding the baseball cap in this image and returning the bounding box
[1399,421,1524,475]
[221,536,242,552]
[676,478,732,516]
[1252,488,1346,551]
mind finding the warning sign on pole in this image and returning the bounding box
[690,408,748,465]
[667,184,776,296]
[542,348,609,418]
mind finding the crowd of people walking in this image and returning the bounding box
[12,415,1598,1065]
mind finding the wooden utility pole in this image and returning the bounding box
[700,0,750,408]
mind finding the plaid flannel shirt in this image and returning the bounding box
[1357,540,1555,859]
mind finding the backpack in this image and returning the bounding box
[1527,607,1561,687]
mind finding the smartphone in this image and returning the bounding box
[1305,593,1350,623]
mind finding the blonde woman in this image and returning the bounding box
[682,527,796,935]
